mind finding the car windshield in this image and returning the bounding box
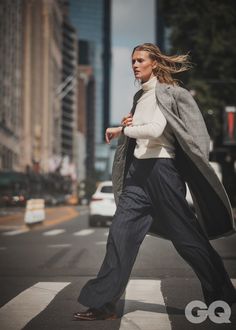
[100,186,113,193]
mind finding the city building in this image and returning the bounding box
[76,40,96,183]
[60,3,78,168]
[21,0,63,173]
[155,0,171,53]
[69,0,111,177]
[0,0,23,170]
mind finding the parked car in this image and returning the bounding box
[89,181,116,227]
[0,191,27,207]
[185,161,222,210]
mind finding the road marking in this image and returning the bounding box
[0,282,70,330]
[73,229,95,236]
[120,279,171,330]
[95,241,107,245]
[104,231,109,236]
[43,229,65,236]
[2,228,29,236]
[0,278,234,329]
[48,244,71,248]
[0,247,6,250]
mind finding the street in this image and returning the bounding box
[0,206,236,329]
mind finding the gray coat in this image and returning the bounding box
[111,80,236,240]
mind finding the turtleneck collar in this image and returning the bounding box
[141,76,157,91]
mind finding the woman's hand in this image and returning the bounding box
[121,113,133,127]
[105,127,122,144]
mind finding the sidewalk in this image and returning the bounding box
[0,205,86,232]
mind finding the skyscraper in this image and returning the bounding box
[69,0,111,173]
[0,0,23,170]
[77,55,95,182]
[155,0,171,53]
[61,3,78,163]
[21,0,63,172]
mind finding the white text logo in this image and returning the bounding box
[185,300,231,324]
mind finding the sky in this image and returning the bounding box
[111,0,155,125]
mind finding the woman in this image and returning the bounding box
[74,43,236,321]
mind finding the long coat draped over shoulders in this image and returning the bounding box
[111,80,236,240]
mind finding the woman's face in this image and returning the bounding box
[132,50,157,83]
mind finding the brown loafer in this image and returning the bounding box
[73,308,118,321]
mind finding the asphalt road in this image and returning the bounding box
[0,206,236,329]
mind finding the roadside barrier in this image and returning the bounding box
[24,199,45,225]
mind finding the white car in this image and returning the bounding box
[185,161,222,210]
[89,181,116,227]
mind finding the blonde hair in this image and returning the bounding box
[132,43,192,85]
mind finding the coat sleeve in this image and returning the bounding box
[174,87,211,160]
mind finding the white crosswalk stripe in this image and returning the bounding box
[43,229,65,236]
[2,228,101,237]
[2,228,29,236]
[0,279,235,329]
[73,229,95,236]
[48,244,72,248]
[0,282,70,330]
[120,279,171,330]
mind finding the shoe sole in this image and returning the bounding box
[73,314,118,321]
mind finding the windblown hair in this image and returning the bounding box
[132,43,192,85]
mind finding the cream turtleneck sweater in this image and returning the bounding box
[123,76,176,159]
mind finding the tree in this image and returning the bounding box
[159,0,236,140]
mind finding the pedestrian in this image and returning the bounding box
[73,43,236,321]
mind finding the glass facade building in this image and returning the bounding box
[69,0,111,146]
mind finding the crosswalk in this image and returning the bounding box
[120,279,171,330]
[0,228,110,251]
[0,282,70,330]
[73,229,95,236]
[0,278,235,330]
[48,243,72,248]
[1,228,107,237]
[43,229,66,236]
[2,228,29,236]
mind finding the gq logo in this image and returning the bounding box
[185,300,231,324]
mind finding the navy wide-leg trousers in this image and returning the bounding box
[78,157,236,312]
